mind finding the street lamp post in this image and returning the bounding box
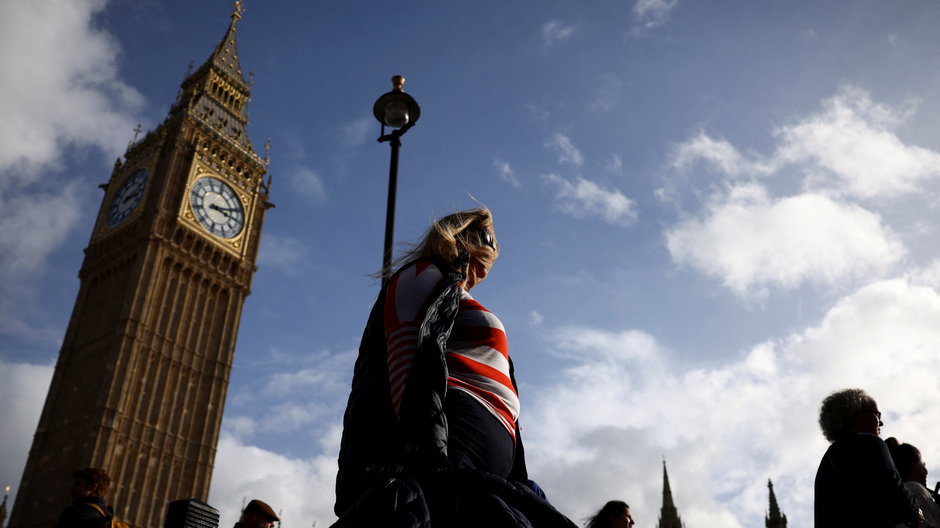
[373,75,421,286]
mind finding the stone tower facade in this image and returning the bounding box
[657,460,684,528]
[765,479,788,528]
[9,3,270,528]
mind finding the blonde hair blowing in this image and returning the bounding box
[392,207,499,288]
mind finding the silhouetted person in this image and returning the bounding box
[585,501,635,528]
[333,208,575,528]
[234,500,279,528]
[886,437,940,528]
[814,388,923,528]
[52,468,111,528]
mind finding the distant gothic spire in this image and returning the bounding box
[658,460,684,528]
[0,486,10,528]
[765,479,788,528]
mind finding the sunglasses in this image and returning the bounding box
[472,227,495,249]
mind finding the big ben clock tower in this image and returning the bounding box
[9,3,271,528]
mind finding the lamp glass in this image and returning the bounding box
[383,101,410,128]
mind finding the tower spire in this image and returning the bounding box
[170,0,261,157]
[207,0,248,87]
[662,459,675,509]
[657,459,683,528]
[765,479,788,528]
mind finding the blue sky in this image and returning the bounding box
[3,1,940,527]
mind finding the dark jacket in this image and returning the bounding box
[815,432,917,528]
[333,260,572,528]
[53,496,109,528]
[334,259,465,514]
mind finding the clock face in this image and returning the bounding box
[106,168,149,227]
[189,176,245,239]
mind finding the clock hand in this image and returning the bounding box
[209,203,239,217]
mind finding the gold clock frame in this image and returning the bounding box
[93,162,155,241]
[179,154,255,256]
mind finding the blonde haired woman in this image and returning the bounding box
[332,208,573,528]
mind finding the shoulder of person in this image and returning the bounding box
[393,259,448,293]
[844,431,886,447]
[401,258,446,276]
[57,501,108,524]
[81,499,110,518]
[829,432,891,460]
[904,481,934,499]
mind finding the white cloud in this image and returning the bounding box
[633,0,679,29]
[794,278,940,390]
[289,167,327,202]
[906,260,940,289]
[670,88,940,200]
[525,103,551,123]
[0,0,142,177]
[774,86,939,199]
[588,74,623,113]
[341,117,372,146]
[263,359,353,400]
[224,416,259,437]
[545,133,584,166]
[665,183,904,297]
[0,181,84,279]
[210,432,341,528]
[669,131,773,177]
[227,348,355,439]
[543,174,638,227]
[604,154,625,176]
[257,234,307,275]
[0,0,142,345]
[522,275,940,527]
[494,158,522,189]
[262,403,320,431]
[664,87,937,296]
[529,310,544,326]
[0,360,55,510]
[542,20,575,47]
[0,306,63,348]
[798,28,818,43]
[210,349,357,526]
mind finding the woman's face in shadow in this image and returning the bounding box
[465,257,490,289]
[912,451,928,486]
[611,507,635,528]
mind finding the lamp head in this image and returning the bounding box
[373,75,421,130]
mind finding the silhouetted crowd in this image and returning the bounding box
[49,467,278,528]
[815,388,939,528]
[48,388,940,528]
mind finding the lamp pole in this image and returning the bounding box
[373,75,421,286]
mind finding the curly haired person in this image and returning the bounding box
[814,389,923,528]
